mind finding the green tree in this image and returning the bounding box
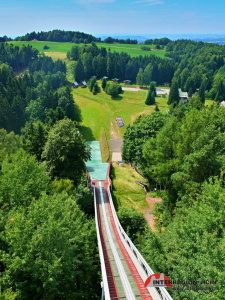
[118,207,147,241]
[0,149,50,208]
[22,121,47,160]
[25,99,45,122]
[42,119,90,182]
[57,86,82,123]
[136,68,144,87]
[122,112,167,166]
[88,77,96,92]
[92,82,100,95]
[105,82,122,98]
[155,104,160,111]
[198,79,206,103]
[106,56,114,79]
[102,77,107,90]
[0,96,11,131]
[68,45,80,60]
[145,91,155,105]
[168,80,179,105]
[143,63,153,86]
[2,192,100,299]
[74,59,85,83]
[0,129,21,163]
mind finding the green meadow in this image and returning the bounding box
[73,83,168,142]
[96,42,166,58]
[9,41,165,59]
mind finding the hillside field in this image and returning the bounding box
[73,84,168,140]
[9,41,166,59]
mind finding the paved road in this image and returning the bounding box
[156,88,170,95]
[122,87,170,94]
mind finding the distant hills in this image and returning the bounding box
[97,33,225,44]
[7,31,225,45]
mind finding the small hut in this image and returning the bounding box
[112,78,119,83]
[72,81,79,88]
[123,80,132,85]
[81,81,87,88]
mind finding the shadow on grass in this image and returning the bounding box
[110,164,119,211]
[78,125,95,141]
[111,95,123,101]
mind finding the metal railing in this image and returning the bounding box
[98,181,136,300]
[93,186,111,300]
[107,185,173,300]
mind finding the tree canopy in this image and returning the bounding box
[42,119,90,182]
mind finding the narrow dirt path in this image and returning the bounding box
[141,194,162,231]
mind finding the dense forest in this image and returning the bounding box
[0,42,100,299]
[13,29,137,45]
[68,42,175,84]
[14,29,101,44]
[122,100,225,299]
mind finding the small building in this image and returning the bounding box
[163,82,170,87]
[123,80,132,85]
[220,101,225,107]
[179,88,188,103]
[112,78,119,83]
[81,81,87,88]
[72,81,79,88]
[101,76,108,80]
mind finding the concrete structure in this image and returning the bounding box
[85,141,173,300]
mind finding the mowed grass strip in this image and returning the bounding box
[9,41,165,59]
[111,163,148,211]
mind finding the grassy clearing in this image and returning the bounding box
[44,51,67,60]
[9,41,73,53]
[96,42,166,58]
[111,163,148,211]
[9,41,165,59]
[74,82,169,141]
[100,128,110,162]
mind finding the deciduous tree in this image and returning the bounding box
[42,119,90,182]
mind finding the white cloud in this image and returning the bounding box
[133,0,164,5]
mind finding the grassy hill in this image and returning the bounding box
[9,40,169,168]
[9,41,165,59]
[73,84,168,141]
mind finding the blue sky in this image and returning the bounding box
[1,0,225,37]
